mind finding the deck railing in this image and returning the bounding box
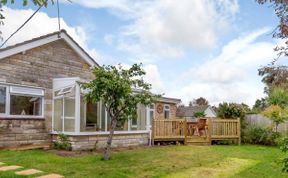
[152,119,186,141]
[152,118,241,144]
[210,118,241,144]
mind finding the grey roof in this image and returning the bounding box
[0,29,99,67]
[176,105,211,117]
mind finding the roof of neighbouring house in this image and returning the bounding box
[176,105,215,117]
[0,29,99,67]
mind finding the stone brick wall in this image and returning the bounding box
[0,119,50,148]
[52,133,149,151]
[155,102,177,119]
[0,39,95,148]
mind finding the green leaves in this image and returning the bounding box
[81,63,156,122]
[267,88,288,108]
[0,0,50,7]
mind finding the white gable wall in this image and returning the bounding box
[204,107,217,117]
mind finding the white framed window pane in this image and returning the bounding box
[0,87,6,113]
[80,98,103,132]
[53,98,63,131]
[10,95,42,116]
[64,97,75,132]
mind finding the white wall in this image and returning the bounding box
[204,107,216,117]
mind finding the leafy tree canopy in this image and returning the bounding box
[217,102,249,120]
[252,98,267,113]
[258,65,288,93]
[267,87,288,108]
[193,111,206,118]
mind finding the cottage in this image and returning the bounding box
[176,105,216,120]
[0,30,180,150]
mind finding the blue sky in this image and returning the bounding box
[2,0,288,106]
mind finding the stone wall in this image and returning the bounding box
[0,119,50,148]
[155,102,177,119]
[52,133,149,151]
[0,39,95,148]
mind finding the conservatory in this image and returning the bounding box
[52,78,153,135]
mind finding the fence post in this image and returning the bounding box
[207,118,212,145]
[237,117,241,145]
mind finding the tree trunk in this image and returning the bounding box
[103,118,117,160]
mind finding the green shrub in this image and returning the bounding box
[242,125,281,146]
[52,133,72,151]
[280,137,288,172]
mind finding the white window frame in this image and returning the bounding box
[164,104,170,119]
[0,83,45,119]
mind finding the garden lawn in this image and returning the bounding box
[0,145,286,178]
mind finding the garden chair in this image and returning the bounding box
[193,119,208,137]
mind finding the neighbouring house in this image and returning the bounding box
[176,105,216,120]
[0,30,181,151]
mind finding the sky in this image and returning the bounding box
[1,0,288,107]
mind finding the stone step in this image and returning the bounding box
[36,173,64,178]
[16,169,42,176]
[0,165,23,171]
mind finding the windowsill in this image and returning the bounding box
[50,130,150,136]
[0,115,45,120]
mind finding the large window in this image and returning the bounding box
[0,85,44,117]
[10,95,42,116]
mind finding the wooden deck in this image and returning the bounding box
[152,118,241,145]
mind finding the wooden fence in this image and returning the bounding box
[152,118,241,145]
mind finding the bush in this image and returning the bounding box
[242,125,281,146]
[280,138,288,172]
[52,133,72,151]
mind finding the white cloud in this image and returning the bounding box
[1,7,100,60]
[173,28,277,106]
[143,64,165,94]
[67,0,239,60]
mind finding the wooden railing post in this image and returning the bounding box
[207,118,212,145]
[237,117,241,145]
[151,119,155,146]
[184,119,187,145]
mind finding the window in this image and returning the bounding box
[149,104,155,123]
[0,86,6,114]
[53,86,76,132]
[80,99,104,132]
[10,95,42,116]
[164,104,170,119]
[0,84,44,117]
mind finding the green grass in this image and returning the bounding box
[0,145,286,178]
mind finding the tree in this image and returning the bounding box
[217,102,247,120]
[82,64,155,160]
[258,65,288,93]
[267,88,288,108]
[194,97,209,106]
[193,111,206,118]
[262,105,288,132]
[256,0,288,61]
[252,98,267,113]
